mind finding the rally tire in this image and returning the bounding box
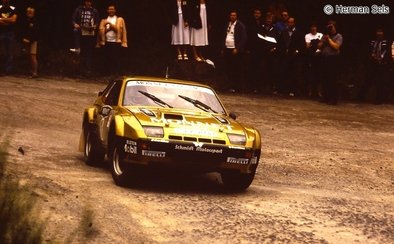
[110,143,130,187]
[84,131,105,166]
[221,170,256,192]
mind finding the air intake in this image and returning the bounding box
[164,114,183,120]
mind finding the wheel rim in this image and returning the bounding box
[85,133,92,158]
[113,147,123,176]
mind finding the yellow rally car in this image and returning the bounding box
[79,76,261,190]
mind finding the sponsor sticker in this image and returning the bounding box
[196,147,222,154]
[124,140,137,154]
[127,80,215,95]
[250,157,258,165]
[142,150,166,158]
[175,145,194,151]
[173,127,218,137]
[227,157,249,164]
[174,144,222,154]
[150,118,233,132]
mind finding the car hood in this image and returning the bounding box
[125,107,245,136]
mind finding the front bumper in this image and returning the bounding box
[121,138,260,174]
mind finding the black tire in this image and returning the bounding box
[84,130,105,166]
[221,170,256,192]
[110,143,129,186]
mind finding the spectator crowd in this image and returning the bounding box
[0,0,393,105]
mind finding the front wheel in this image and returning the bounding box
[84,131,105,166]
[111,144,129,186]
[221,170,256,191]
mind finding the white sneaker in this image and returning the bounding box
[69,48,80,54]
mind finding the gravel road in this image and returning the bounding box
[1,76,393,243]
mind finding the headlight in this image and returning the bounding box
[227,133,246,145]
[143,126,164,138]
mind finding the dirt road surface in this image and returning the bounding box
[1,76,394,243]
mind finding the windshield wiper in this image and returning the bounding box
[178,95,217,113]
[138,90,173,108]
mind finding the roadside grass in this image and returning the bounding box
[0,139,98,243]
[0,140,44,244]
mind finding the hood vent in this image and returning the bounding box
[164,113,183,121]
[140,108,156,117]
[214,115,230,124]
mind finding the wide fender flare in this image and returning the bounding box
[113,115,125,137]
[85,107,97,124]
[253,128,262,150]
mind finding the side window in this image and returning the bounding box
[103,80,122,106]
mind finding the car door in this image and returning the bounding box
[97,80,123,146]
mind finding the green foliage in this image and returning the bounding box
[0,142,44,244]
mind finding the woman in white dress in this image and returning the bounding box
[190,0,209,61]
[171,0,190,60]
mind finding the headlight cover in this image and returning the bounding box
[227,133,246,145]
[143,126,164,138]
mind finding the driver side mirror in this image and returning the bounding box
[99,105,112,117]
[229,112,237,120]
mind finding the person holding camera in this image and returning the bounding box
[70,0,99,73]
[318,20,343,105]
[305,23,323,99]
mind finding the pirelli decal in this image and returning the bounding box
[227,157,249,164]
[142,150,166,158]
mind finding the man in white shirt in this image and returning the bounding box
[97,4,128,75]
[222,10,247,92]
[304,23,323,98]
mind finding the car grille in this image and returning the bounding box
[168,135,226,145]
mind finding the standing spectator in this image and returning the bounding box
[70,0,99,72]
[0,0,17,75]
[246,7,263,93]
[189,0,210,62]
[357,28,391,104]
[277,17,303,96]
[304,23,323,98]
[97,4,127,75]
[171,0,190,60]
[222,10,247,92]
[274,10,289,34]
[258,12,279,93]
[318,20,343,105]
[21,7,39,78]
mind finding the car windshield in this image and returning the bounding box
[123,80,225,114]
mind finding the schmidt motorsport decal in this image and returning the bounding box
[175,144,223,154]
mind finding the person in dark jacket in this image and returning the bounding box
[258,12,280,93]
[0,0,17,74]
[21,7,39,78]
[276,17,304,96]
[358,27,392,104]
[222,10,247,92]
[70,0,99,72]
